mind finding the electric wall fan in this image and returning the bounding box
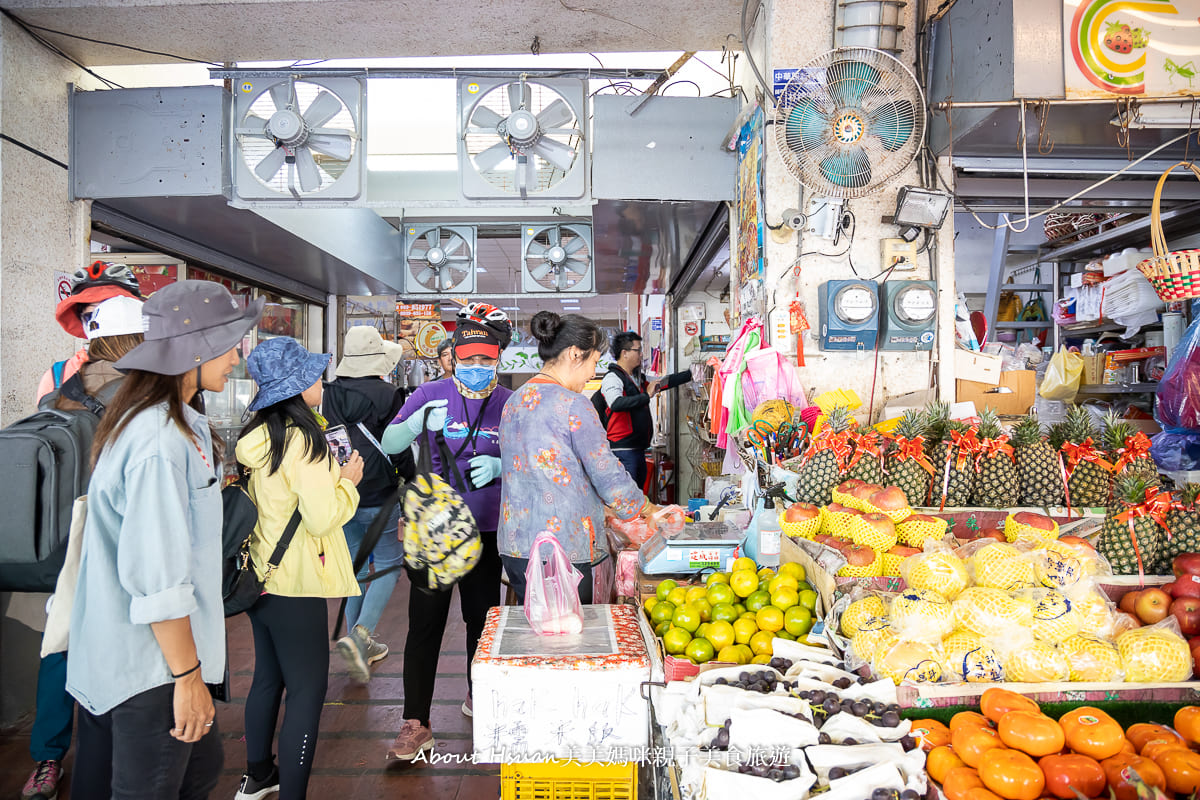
[403,225,477,294]
[232,75,365,202]
[521,223,593,292]
[458,78,586,200]
[774,48,925,199]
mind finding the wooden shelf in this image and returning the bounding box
[1076,383,1160,394]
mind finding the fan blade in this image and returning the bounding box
[441,271,456,291]
[548,226,561,248]
[508,82,531,113]
[269,80,292,111]
[306,132,354,160]
[526,241,547,258]
[819,147,872,189]
[253,147,287,182]
[473,106,503,128]
[475,141,512,172]
[784,97,833,154]
[530,261,554,281]
[530,139,576,172]
[557,269,570,291]
[303,91,343,128]
[295,148,323,192]
[537,99,574,129]
[443,233,466,257]
[425,228,440,249]
[563,258,590,274]
[828,60,881,108]
[564,235,587,255]
[518,158,537,197]
[416,266,436,285]
[237,115,269,136]
[867,100,916,152]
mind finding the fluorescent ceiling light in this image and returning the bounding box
[1111,102,1200,129]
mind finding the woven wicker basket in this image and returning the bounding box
[1136,161,1200,301]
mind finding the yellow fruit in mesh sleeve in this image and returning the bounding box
[890,588,955,642]
[1117,626,1194,682]
[1013,588,1082,643]
[1034,546,1086,592]
[831,484,857,508]
[860,496,914,524]
[781,514,821,540]
[942,629,1004,683]
[874,639,944,685]
[897,515,949,548]
[881,549,907,577]
[825,508,859,540]
[1072,586,1117,638]
[851,615,897,663]
[973,543,1037,591]
[850,515,898,551]
[1002,638,1069,682]
[954,587,1034,636]
[1004,513,1060,545]
[840,595,889,638]
[1062,634,1124,682]
[904,549,970,600]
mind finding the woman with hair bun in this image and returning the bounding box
[497,311,659,603]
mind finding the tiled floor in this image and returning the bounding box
[0,577,501,799]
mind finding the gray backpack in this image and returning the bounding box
[0,374,120,592]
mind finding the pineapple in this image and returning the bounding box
[973,408,1019,508]
[1011,415,1065,507]
[924,401,952,459]
[796,405,855,505]
[1160,484,1200,574]
[931,419,978,508]
[1060,406,1110,508]
[1099,474,1165,575]
[1101,410,1160,490]
[846,425,885,485]
[885,410,933,507]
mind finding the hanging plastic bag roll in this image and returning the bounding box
[1039,348,1084,401]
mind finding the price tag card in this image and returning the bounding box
[688,548,721,569]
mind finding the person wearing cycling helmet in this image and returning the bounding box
[381,302,512,762]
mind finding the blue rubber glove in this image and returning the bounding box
[467,454,502,489]
[381,399,448,454]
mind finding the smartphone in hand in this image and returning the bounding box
[324,425,353,466]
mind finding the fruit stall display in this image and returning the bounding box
[922,687,1200,800]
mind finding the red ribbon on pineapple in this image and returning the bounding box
[950,428,983,471]
[1114,487,1174,583]
[979,434,1016,463]
[1113,431,1153,473]
[808,430,853,472]
[846,430,883,470]
[1060,437,1117,477]
[893,435,936,475]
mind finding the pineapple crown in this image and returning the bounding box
[1114,473,1154,505]
[924,400,951,442]
[1063,405,1098,445]
[1011,415,1045,447]
[894,409,927,441]
[1102,410,1134,452]
[1180,484,1200,510]
[977,408,1002,440]
[824,404,854,434]
[1047,421,1069,451]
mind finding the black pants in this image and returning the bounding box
[613,448,648,491]
[403,530,501,728]
[500,554,596,606]
[74,683,223,800]
[245,595,329,800]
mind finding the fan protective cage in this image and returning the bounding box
[232,76,365,202]
[774,48,925,200]
[458,78,587,201]
[403,225,477,295]
[521,223,593,293]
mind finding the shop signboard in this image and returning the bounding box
[1064,0,1200,97]
[396,302,440,319]
[499,345,613,374]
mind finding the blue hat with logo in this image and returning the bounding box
[246,337,331,411]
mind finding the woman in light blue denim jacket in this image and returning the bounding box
[67,281,262,800]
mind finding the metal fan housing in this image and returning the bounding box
[521,223,593,293]
[403,224,477,294]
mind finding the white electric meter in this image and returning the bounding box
[881,280,937,351]
[818,280,879,351]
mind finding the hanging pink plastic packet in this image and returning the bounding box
[524,532,584,635]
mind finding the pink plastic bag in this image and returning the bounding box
[525,532,584,635]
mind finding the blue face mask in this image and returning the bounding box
[457,364,496,392]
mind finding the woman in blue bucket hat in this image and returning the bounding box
[232,336,363,800]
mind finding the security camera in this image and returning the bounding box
[781,208,807,230]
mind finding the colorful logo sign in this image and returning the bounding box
[1066,0,1200,96]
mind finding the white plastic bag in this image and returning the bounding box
[1040,348,1084,401]
[524,532,584,635]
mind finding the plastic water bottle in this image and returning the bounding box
[757,501,782,569]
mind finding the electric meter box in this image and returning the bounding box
[818,279,879,351]
[881,280,937,351]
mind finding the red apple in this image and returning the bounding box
[870,486,910,511]
[813,534,837,546]
[1134,587,1172,625]
[826,502,847,514]
[860,512,897,536]
[842,543,878,567]
[1114,611,1143,635]
[1119,590,1143,615]
[784,503,820,523]
[849,483,881,502]
[1191,641,1200,679]
[905,513,944,525]
[1011,511,1057,531]
[1175,553,1200,578]
[888,544,920,559]
[1057,535,1096,552]
[1171,597,1200,637]
[836,479,865,494]
[1169,575,1200,599]
[973,530,1006,543]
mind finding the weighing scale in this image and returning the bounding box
[881,280,937,351]
[637,521,744,575]
[818,280,879,351]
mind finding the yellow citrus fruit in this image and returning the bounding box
[685,637,715,664]
[716,645,743,664]
[733,617,758,645]
[1004,639,1069,682]
[654,621,670,637]
[730,570,758,598]
[733,603,747,615]
[662,626,691,655]
[739,611,759,622]
[667,587,689,607]
[655,579,678,601]
[707,620,735,651]
[706,572,730,586]
[798,589,818,612]
[771,588,799,611]
[750,630,776,656]
[732,557,756,573]
[745,590,771,613]
[1062,634,1123,682]
[905,551,969,600]
[695,622,711,640]
[768,575,800,595]
[775,630,796,641]
[757,567,776,580]
[644,596,659,613]
[1117,627,1193,682]
[736,644,754,663]
[779,562,805,581]
[711,603,738,623]
[672,604,701,633]
[841,595,889,638]
[692,597,713,622]
[685,586,708,604]
[752,654,773,665]
[650,601,676,626]
[875,640,944,685]
[784,605,814,637]
[756,605,785,633]
[706,583,735,606]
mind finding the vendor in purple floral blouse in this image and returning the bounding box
[499,311,659,604]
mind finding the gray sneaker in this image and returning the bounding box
[365,636,389,665]
[335,625,371,683]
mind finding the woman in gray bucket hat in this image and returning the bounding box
[66,280,263,800]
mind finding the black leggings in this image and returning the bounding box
[403,531,502,728]
[244,595,329,800]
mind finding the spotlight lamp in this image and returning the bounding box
[893,186,952,233]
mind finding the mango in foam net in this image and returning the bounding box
[1003,638,1070,682]
[840,595,889,638]
[941,628,1003,683]
[1031,590,1082,643]
[874,640,944,685]
[905,549,969,600]
[954,587,1034,637]
[890,588,955,642]
[1072,587,1116,638]
[1117,627,1194,683]
[1062,634,1124,682]
[851,615,897,663]
[972,543,1037,591]
[1034,544,1086,592]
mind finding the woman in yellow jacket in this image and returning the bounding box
[234,337,363,800]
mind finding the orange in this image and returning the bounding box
[685,586,708,604]
[706,620,735,651]
[784,605,813,637]
[650,601,676,626]
[684,637,715,664]
[667,586,688,607]
[706,583,735,606]
[749,630,775,656]
[655,579,677,601]
[691,598,713,622]
[770,588,799,610]
[706,571,730,586]
[745,590,771,612]
[779,562,805,581]
[716,645,744,664]
[756,605,784,632]
[768,575,799,594]
[732,617,757,645]
[671,605,701,633]
[731,557,756,572]
[729,570,758,598]
[662,626,691,655]
[711,603,738,623]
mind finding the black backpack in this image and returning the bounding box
[0,374,119,592]
[590,389,610,429]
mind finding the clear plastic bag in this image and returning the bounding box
[1155,316,1200,432]
[1040,348,1084,401]
[524,532,584,635]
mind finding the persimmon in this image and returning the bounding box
[1140,737,1189,761]
[978,748,1045,800]
[962,789,1006,800]
[1059,707,1126,760]
[1038,753,1106,800]
[910,718,952,751]
[981,687,1041,725]
[998,711,1065,757]
[1126,723,1183,753]
[1152,748,1200,794]
[928,745,968,783]
[1118,737,1136,755]
[943,766,985,800]
[952,710,994,731]
[1100,753,1167,800]
[953,723,1007,768]
[1176,706,1200,745]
